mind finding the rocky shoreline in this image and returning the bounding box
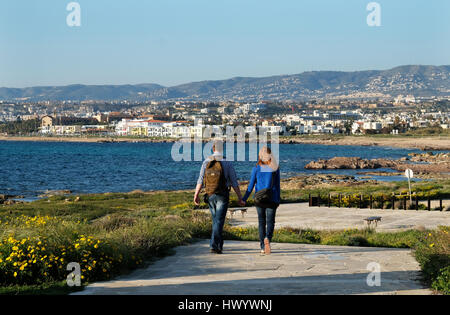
[0,194,24,205]
[305,153,450,177]
[1,151,448,205]
[305,157,397,170]
[279,174,374,191]
[2,170,447,206]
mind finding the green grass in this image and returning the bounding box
[1,188,449,295]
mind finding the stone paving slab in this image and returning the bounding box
[74,240,431,295]
[228,203,450,232]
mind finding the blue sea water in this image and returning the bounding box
[0,141,433,198]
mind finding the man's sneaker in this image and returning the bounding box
[260,250,266,255]
[264,238,271,255]
[211,248,223,254]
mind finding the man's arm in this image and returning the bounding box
[194,162,207,205]
[194,183,203,206]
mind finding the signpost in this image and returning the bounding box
[405,169,414,203]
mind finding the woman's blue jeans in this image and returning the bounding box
[256,206,277,250]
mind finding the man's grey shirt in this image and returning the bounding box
[197,153,239,188]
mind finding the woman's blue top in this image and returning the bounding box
[243,165,281,204]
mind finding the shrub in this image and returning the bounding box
[432,266,450,294]
[414,227,450,294]
[0,212,210,289]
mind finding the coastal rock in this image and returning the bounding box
[305,155,450,175]
[356,171,403,177]
[281,174,358,190]
[408,152,450,163]
[394,163,450,174]
[3,200,21,205]
[305,157,397,170]
[39,190,72,198]
[0,194,18,205]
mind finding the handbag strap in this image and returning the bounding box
[269,169,276,189]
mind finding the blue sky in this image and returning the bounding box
[1,0,449,88]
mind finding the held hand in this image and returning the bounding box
[238,200,246,207]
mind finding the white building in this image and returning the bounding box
[115,119,167,136]
[363,122,382,131]
[243,103,266,112]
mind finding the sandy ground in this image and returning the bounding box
[1,135,450,150]
[73,240,430,295]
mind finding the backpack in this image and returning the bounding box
[204,159,228,197]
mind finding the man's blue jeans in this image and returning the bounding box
[256,206,277,250]
[208,193,229,251]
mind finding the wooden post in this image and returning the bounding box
[392,196,395,210]
[369,195,373,209]
[338,194,342,208]
[428,197,431,211]
[359,194,362,209]
[317,195,321,207]
[328,194,331,208]
[415,194,419,211]
[440,198,443,212]
[403,197,407,210]
[309,194,312,207]
[380,196,384,210]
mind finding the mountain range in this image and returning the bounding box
[1,65,450,102]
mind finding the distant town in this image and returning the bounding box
[0,95,449,138]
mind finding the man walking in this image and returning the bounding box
[194,141,244,254]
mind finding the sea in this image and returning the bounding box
[0,141,442,199]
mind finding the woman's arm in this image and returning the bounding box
[243,167,258,202]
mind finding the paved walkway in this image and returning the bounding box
[74,240,430,295]
[228,203,450,232]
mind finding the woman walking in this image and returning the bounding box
[242,147,281,255]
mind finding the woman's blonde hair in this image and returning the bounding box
[257,146,278,171]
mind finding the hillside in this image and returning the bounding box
[1,65,449,101]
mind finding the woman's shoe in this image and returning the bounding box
[260,250,266,255]
[264,238,271,255]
